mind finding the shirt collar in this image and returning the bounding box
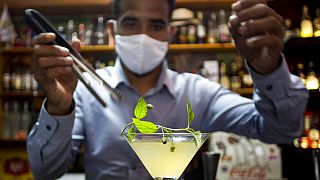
[112,58,176,98]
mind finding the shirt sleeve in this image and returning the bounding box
[27,99,76,179]
[201,55,309,144]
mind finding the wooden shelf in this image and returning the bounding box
[1,91,45,97]
[3,0,236,15]
[1,43,236,54]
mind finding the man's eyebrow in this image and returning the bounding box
[149,18,167,25]
[121,16,139,22]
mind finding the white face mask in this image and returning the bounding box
[115,34,168,75]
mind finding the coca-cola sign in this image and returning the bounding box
[3,157,29,175]
[230,165,266,179]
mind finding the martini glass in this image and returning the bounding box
[123,133,210,180]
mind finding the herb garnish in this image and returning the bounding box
[120,97,202,147]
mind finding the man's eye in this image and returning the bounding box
[124,22,136,29]
[152,24,165,31]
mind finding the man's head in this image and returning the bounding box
[112,0,175,41]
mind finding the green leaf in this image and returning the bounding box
[191,131,202,148]
[134,97,148,119]
[186,96,194,127]
[132,118,158,133]
[127,126,136,142]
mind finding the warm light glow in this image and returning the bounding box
[309,129,320,140]
[301,20,313,38]
[306,75,319,90]
[293,138,300,148]
[311,140,318,149]
[301,137,309,149]
[314,30,320,37]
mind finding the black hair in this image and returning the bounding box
[113,0,176,19]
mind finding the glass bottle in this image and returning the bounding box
[218,9,231,43]
[67,20,75,43]
[230,61,241,89]
[314,8,320,37]
[187,25,197,44]
[178,26,187,44]
[21,101,31,135]
[95,16,105,45]
[207,12,218,43]
[296,62,306,85]
[57,23,67,40]
[305,60,319,90]
[197,11,206,44]
[2,66,11,91]
[219,62,230,89]
[300,5,313,38]
[2,101,10,138]
[78,23,86,45]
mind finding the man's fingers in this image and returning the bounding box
[46,66,73,78]
[238,16,285,39]
[32,33,56,46]
[34,44,70,57]
[246,34,283,51]
[232,0,267,12]
[38,56,73,69]
[71,38,81,52]
[237,4,283,24]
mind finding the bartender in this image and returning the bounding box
[27,0,308,179]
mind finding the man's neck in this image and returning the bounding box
[123,64,162,96]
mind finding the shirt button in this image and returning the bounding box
[266,85,273,91]
[46,125,51,131]
[131,166,137,170]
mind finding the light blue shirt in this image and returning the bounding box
[27,57,308,180]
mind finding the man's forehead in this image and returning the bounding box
[118,0,169,19]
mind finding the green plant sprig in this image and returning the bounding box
[120,97,202,147]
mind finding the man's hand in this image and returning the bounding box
[32,33,79,115]
[229,0,285,74]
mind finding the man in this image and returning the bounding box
[27,0,308,179]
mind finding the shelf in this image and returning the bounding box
[233,88,253,95]
[1,91,44,97]
[0,43,236,55]
[0,138,27,147]
[3,0,236,15]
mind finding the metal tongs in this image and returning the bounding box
[24,9,121,107]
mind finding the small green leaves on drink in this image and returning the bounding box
[121,96,203,148]
[132,118,158,133]
[186,96,194,128]
[190,131,202,147]
[134,97,148,119]
[127,126,136,141]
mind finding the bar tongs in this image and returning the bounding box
[24,9,122,107]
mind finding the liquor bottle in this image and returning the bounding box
[305,60,319,91]
[2,66,11,91]
[11,101,20,139]
[21,101,31,135]
[57,23,67,40]
[85,24,94,45]
[78,23,86,45]
[314,8,320,37]
[296,62,306,85]
[22,67,32,92]
[219,62,230,88]
[284,19,294,42]
[230,61,241,89]
[67,20,75,43]
[95,16,105,45]
[187,25,197,44]
[300,5,313,38]
[218,9,231,43]
[178,26,187,44]
[2,101,10,138]
[196,11,206,44]
[207,12,218,43]
[11,67,22,91]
